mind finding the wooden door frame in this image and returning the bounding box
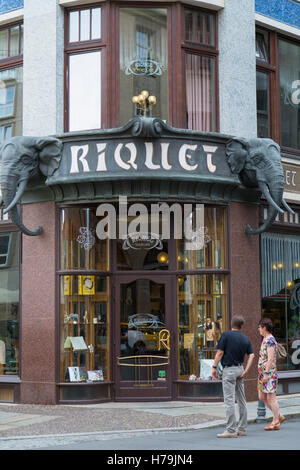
[112,273,174,401]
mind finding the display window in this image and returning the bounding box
[0,232,20,376]
[177,274,227,380]
[59,203,228,394]
[60,275,110,383]
[261,233,300,372]
[60,207,109,271]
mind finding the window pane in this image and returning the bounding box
[0,232,20,376]
[5,125,12,140]
[186,53,216,132]
[178,274,227,379]
[20,25,23,54]
[80,9,90,41]
[0,29,8,60]
[185,10,215,46]
[261,233,300,371]
[0,67,23,136]
[119,281,167,380]
[91,8,101,40]
[69,51,101,131]
[177,205,226,270]
[69,11,79,42]
[119,8,168,125]
[9,26,19,57]
[257,71,270,138]
[256,31,269,62]
[60,275,110,382]
[60,207,109,271]
[279,40,300,150]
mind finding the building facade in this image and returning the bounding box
[0,0,299,404]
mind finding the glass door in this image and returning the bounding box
[114,275,172,400]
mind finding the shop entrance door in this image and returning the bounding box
[114,275,173,400]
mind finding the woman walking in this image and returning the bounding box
[257,318,285,430]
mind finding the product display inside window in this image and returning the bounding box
[178,274,227,380]
[261,233,300,371]
[0,232,20,375]
[60,275,109,383]
[60,207,109,271]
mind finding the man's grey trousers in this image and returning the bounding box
[222,365,248,433]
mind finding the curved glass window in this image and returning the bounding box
[178,274,227,379]
[177,206,226,270]
[60,275,110,382]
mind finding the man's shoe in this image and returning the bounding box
[217,430,237,438]
[237,430,247,436]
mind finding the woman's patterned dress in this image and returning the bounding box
[257,336,278,394]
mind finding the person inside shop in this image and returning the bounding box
[205,317,215,348]
[212,315,255,438]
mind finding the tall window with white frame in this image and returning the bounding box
[66,7,103,132]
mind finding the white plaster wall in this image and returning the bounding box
[218,0,257,138]
[23,0,64,136]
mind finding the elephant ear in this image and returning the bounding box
[35,137,63,177]
[226,138,248,174]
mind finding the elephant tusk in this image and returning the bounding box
[258,182,284,215]
[3,177,29,214]
[281,199,295,215]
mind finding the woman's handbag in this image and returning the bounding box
[276,342,287,359]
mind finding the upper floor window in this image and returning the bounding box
[184,9,217,132]
[65,3,218,133]
[0,24,23,60]
[256,28,300,153]
[0,23,23,145]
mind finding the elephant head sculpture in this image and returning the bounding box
[226,137,294,235]
[0,136,62,236]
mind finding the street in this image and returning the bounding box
[0,417,298,452]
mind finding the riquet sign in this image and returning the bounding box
[47,118,236,185]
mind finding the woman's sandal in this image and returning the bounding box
[279,414,285,424]
[264,422,280,431]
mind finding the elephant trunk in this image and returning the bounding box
[245,178,284,235]
[0,174,42,236]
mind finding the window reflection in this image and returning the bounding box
[60,207,109,271]
[119,8,168,125]
[0,67,22,143]
[279,40,300,150]
[177,206,226,270]
[257,71,270,138]
[60,275,110,382]
[0,232,20,376]
[261,233,300,371]
[178,274,227,379]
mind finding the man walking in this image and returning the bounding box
[212,315,255,438]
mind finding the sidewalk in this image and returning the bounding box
[0,394,299,440]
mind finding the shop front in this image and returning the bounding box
[1,116,272,404]
[58,199,228,402]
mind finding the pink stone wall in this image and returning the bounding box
[228,203,262,401]
[20,202,57,404]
